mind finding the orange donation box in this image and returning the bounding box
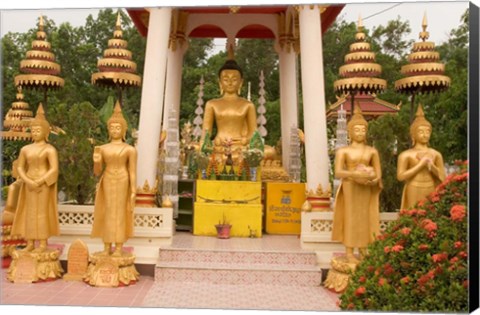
[265,182,305,235]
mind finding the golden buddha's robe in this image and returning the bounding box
[91,143,135,243]
[398,148,444,209]
[332,146,381,248]
[202,97,257,159]
[11,143,59,239]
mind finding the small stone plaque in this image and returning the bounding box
[94,258,119,287]
[64,239,89,281]
[13,254,36,283]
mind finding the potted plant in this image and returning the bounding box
[215,213,232,239]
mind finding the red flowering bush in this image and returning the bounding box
[339,163,468,312]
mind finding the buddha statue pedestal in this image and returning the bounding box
[194,180,263,237]
[323,255,360,293]
[7,248,63,283]
[1,224,27,268]
[84,251,139,287]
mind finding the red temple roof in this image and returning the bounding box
[327,94,401,120]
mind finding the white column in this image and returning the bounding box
[136,8,172,190]
[278,48,298,172]
[298,5,330,193]
[163,44,187,129]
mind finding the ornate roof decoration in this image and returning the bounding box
[327,94,400,120]
[333,15,387,95]
[14,15,64,90]
[2,87,33,141]
[91,13,141,89]
[395,13,450,94]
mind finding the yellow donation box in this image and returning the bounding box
[194,180,263,237]
[265,182,305,235]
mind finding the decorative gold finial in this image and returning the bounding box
[39,15,44,31]
[116,12,122,29]
[419,12,429,41]
[357,14,364,32]
[227,43,235,61]
[114,12,123,39]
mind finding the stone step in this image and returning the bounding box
[155,247,322,286]
[158,247,318,266]
[155,264,322,286]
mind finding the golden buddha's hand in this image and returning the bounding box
[25,179,42,192]
[93,146,102,163]
[130,189,136,210]
[416,152,433,168]
[365,177,379,186]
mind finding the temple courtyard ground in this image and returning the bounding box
[1,232,340,312]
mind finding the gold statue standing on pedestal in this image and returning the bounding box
[397,104,445,209]
[11,104,59,252]
[201,44,257,160]
[91,101,137,256]
[332,105,382,263]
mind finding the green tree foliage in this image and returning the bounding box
[179,38,215,127]
[322,19,357,106]
[417,10,469,163]
[235,39,279,102]
[48,102,102,204]
[370,16,413,60]
[1,9,145,198]
[368,108,410,212]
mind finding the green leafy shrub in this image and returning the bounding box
[339,161,468,312]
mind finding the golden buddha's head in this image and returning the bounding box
[347,104,368,143]
[218,44,243,95]
[410,104,432,145]
[30,103,50,142]
[107,101,128,141]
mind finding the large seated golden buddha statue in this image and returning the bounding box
[201,45,257,161]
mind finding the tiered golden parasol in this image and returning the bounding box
[91,13,141,104]
[333,16,387,118]
[14,16,64,109]
[395,13,451,122]
[2,87,34,141]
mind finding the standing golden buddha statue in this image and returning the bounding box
[201,44,257,161]
[331,105,382,263]
[91,101,137,257]
[11,104,59,252]
[7,104,63,283]
[85,101,139,287]
[397,104,445,209]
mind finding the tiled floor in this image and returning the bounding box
[0,269,154,307]
[143,282,340,311]
[1,232,340,313]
